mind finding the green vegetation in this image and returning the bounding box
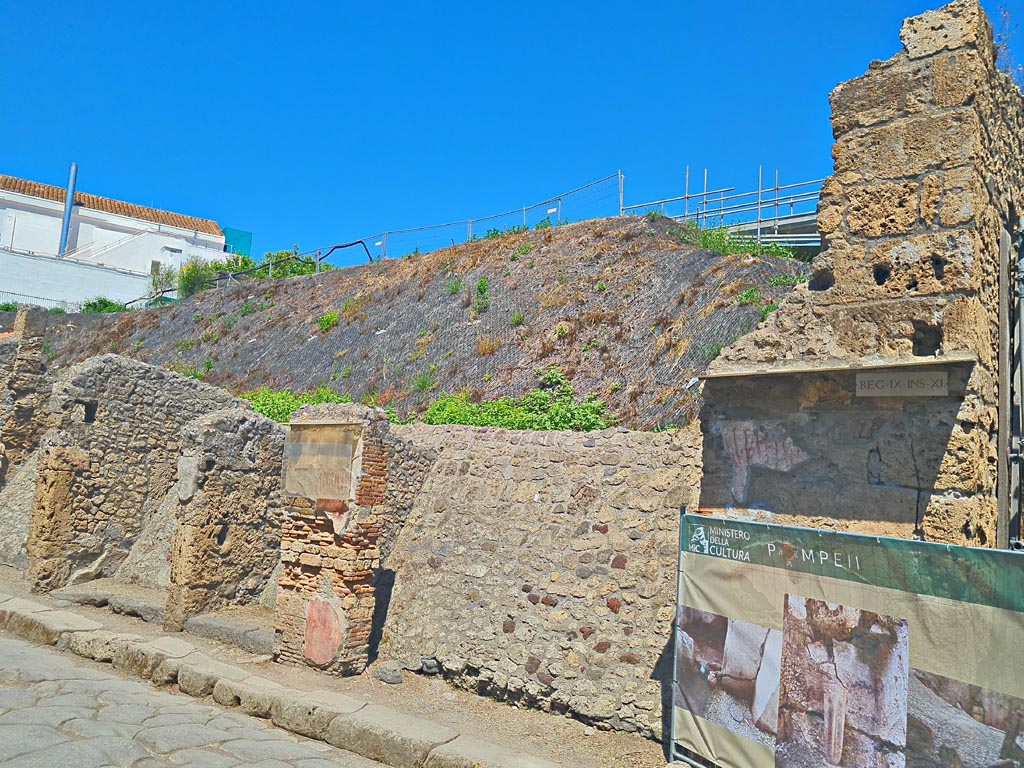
[446,277,463,295]
[534,217,553,231]
[485,224,528,240]
[759,302,780,321]
[82,297,128,314]
[474,277,490,314]
[203,357,215,372]
[413,365,438,393]
[239,301,256,316]
[422,366,612,431]
[597,281,606,292]
[317,312,340,333]
[769,274,807,286]
[175,339,195,353]
[178,249,333,299]
[513,243,533,258]
[47,307,67,314]
[241,386,352,423]
[737,288,762,306]
[42,340,56,361]
[681,223,799,260]
[0,302,17,312]
[171,364,205,380]
[510,309,525,327]
[644,210,667,221]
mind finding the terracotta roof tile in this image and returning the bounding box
[0,174,222,237]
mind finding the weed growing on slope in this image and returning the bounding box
[413,365,438,393]
[759,302,779,321]
[0,302,18,312]
[510,309,525,327]
[475,277,490,314]
[737,288,761,306]
[769,274,806,286]
[318,312,340,332]
[447,278,463,295]
[477,334,501,356]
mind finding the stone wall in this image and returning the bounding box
[164,408,287,630]
[0,307,50,480]
[274,404,434,675]
[379,422,702,739]
[703,0,1024,545]
[27,354,241,591]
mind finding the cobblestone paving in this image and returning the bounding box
[0,636,383,767]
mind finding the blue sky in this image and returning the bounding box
[1,1,1019,267]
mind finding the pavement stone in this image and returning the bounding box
[424,734,565,768]
[0,636,389,767]
[326,703,459,767]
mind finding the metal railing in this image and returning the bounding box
[0,290,83,313]
[325,173,624,265]
[622,166,824,248]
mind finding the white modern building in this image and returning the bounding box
[0,172,230,309]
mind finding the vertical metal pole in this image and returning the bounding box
[756,165,763,244]
[523,206,527,228]
[775,169,780,232]
[467,221,472,242]
[382,232,388,260]
[703,169,708,227]
[315,248,321,274]
[557,200,562,225]
[998,229,1012,549]
[618,170,624,217]
[684,166,690,221]
[58,162,78,257]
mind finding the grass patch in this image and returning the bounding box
[413,365,438,393]
[82,297,128,314]
[0,302,18,312]
[510,309,525,327]
[447,277,463,295]
[737,288,761,306]
[769,274,807,286]
[317,312,340,333]
[477,334,501,356]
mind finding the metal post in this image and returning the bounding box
[618,170,624,217]
[382,232,388,260]
[557,199,562,225]
[775,169,780,233]
[756,165,763,244]
[684,166,690,221]
[467,221,472,242]
[523,206,527,228]
[315,248,321,274]
[58,162,78,257]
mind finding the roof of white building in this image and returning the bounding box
[0,174,223,237]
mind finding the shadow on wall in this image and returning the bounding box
[698,363,977,542]
[367,568,395,665]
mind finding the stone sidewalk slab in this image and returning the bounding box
[326,703,459,767]
[424,735,564,768]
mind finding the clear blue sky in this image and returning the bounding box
[1,1,1019,267]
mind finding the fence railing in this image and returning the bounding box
[321,173,624,266]
[0,290,83,313]
[622,167,824,247]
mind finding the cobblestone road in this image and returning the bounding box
[0,636,383,767]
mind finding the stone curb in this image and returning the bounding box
[0,591,563,768]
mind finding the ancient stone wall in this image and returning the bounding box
[703,0,1024,545]
[274,404,434,675]
[0,307,51,479]
[164,408,287,631]
[379,422,702,739]
[27,354,241,591]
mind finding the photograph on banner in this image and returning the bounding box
[671,514,1024,768]
[674,608,781,750]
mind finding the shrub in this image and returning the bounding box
[644,210,667,221]
[422,366,612,431]
[241,386,352,423]
[178,256,216,298]
[515,243,533,257]
[317,312,340,332]
[477,334,501,356]
[534,217,553,231]
[82,297,128,314]
[510,309,525,327]
[447,278,463,295]
[687,224,799,260]
[239,301,256,316]
[759,302,780,321]
[0,302,17,312]
[474,277,490,314]
[597,281,606,292]
[47,307,67,314]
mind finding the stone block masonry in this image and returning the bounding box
[705,0,1024,546]
[274,403,434,675]
[27,354,242,591]
[0,307,51,479]
[164,407,287,631]
[379,422,702,739]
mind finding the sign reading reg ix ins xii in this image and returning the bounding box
[855,370,947,397]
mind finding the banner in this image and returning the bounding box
[672,513,1024,768]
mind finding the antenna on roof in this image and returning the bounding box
[57,162,78,257]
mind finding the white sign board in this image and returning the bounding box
[855,370,948,397]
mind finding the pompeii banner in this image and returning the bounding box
[672,513,1024,768]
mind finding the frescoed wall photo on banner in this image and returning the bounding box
[671,513,1024,768]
